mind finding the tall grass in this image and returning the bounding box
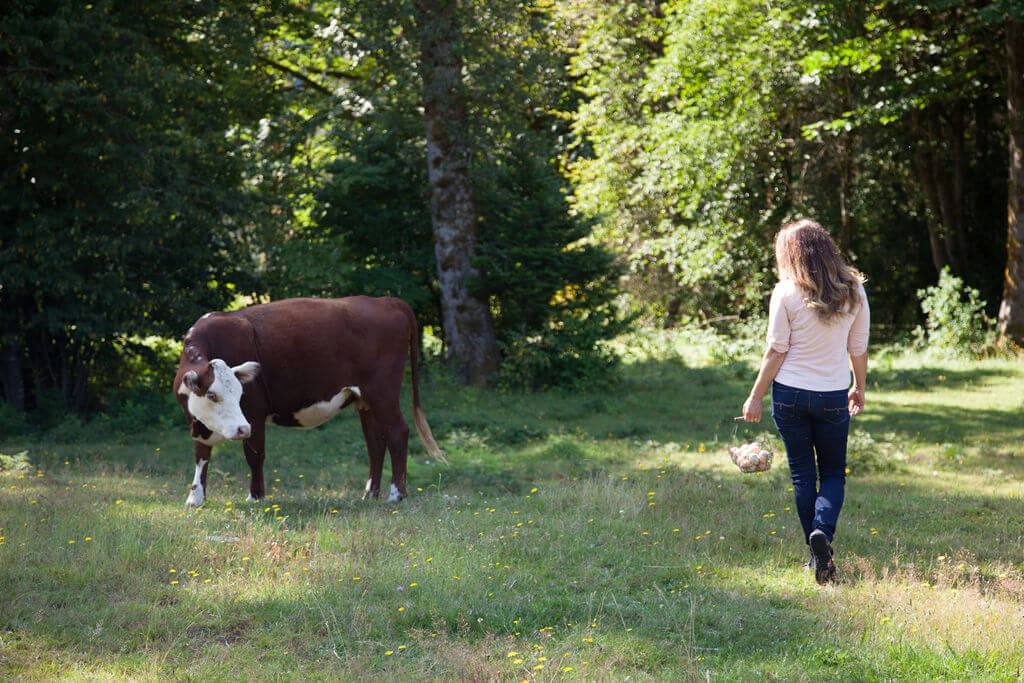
[2,341,1023,679]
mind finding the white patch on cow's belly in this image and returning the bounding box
[293,387,361,428]
[185,459,208,508]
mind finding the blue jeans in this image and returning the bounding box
[771,381,850,544]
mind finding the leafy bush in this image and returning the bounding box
[915,268,993,356]
[0,401,29,437]
[846,429,906,474]
[496,311,628,391]
[0,449,31,471]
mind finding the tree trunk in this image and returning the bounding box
[912,119,950,274]
[1,340,26,412]
[837,139,852,251]
[926,109,963,273]
[414,0,501,386]
[998,19,1024,344]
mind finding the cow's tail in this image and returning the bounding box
[405,303,446,464]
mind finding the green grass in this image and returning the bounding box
[2,340,1024,680]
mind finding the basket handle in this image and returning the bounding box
[730,415,744,440]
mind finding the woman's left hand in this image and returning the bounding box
[742,394,762,422]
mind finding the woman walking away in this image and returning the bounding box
[741,219,869,585]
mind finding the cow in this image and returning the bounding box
[171,296,444,508]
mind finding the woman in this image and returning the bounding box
[742,219,869,585]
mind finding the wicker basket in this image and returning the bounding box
[727,441,773,473]
[727,416,774,473]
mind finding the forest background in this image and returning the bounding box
[3,0,1024,424]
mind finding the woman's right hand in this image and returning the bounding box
[848,386,865,416]
[742,394,763,422]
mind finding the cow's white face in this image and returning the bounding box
[179,359,260,441]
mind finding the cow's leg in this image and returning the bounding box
[364,394,409,503]
[359,408,386,500]
[185,442,212,508]
[385,416,409,503]
[243,421,267,502]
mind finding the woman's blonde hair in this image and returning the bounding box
[775,219,865,322]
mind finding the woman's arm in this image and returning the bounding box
[743,347,787,422]
[848,352,868,416]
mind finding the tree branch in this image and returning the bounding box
[257,55,334,96]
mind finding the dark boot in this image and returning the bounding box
[809,529,837,585]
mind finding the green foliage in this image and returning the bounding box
[846,429,905,474]
[915,268,993,355]
[0,450,30,471]
[296,1,630,389]
[567,0,788,321]
[0,403,29,438]
[566,0,1012,331]
[475,138,632,390]
[0,0,294,413]
[289,110,438,321]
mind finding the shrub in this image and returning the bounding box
[915,268,993,355]
[496,311,627,391]
[0,401,30,438]
[846,429,906,474]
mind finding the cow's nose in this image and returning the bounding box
[235,425,251,440]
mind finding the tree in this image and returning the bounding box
[0,0,289,412]
[413,0,501,385]
[998,12,1024,343]
[565,0,1014,331]
[566,0,790,322]
[283,0,626,387]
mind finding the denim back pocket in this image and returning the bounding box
[820,393,850,425]
[771,384,798,420]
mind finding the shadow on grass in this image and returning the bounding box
[869,363,1010,391]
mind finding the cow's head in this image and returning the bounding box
[178,359,261,441]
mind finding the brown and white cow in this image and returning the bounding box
[172,296,444,507]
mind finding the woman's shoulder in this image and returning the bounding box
[773,279,801,298]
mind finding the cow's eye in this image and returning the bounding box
[206,391,218,402]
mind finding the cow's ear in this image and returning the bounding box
[232,361,261,384]
[183,370,202,395]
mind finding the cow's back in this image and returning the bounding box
[236,297,412,416]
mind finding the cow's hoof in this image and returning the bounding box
[387,483,406,503]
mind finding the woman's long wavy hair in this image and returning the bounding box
[775,219,865,322]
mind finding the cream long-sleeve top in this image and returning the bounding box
[766,279,870,391]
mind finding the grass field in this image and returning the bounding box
[2,335,1024,680]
